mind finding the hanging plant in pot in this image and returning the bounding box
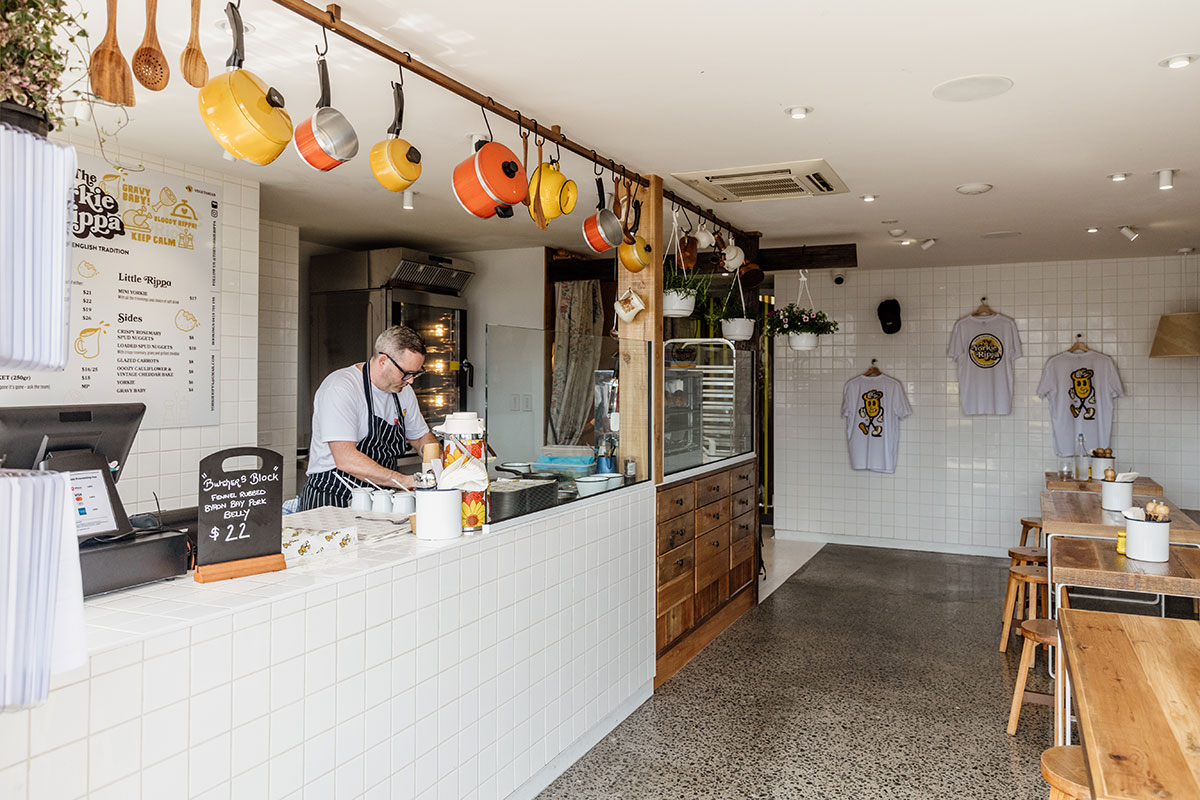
[765,271,838,351]
[1,0,88,135]
[705,270,755,340]
[663,260,711,318]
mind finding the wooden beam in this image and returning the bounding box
[756,244,857,272]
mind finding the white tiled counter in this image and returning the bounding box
[0,485,655,800]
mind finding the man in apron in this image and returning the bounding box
[300,325,439,510]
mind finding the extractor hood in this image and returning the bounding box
[1149,312,1200,357]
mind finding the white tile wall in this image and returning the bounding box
[0,487,656,800]
[53,133,262,514]
[258,221,301,499]
[773,256,1200,556]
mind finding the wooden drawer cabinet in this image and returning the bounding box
[731,464,755,493]
[694,496,731,537]
[695,471,731,505]
[731,486,756,519]
[655,460,758,667]
[657,482,694,520]
[657,514,695,556]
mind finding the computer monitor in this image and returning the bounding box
[0,403,145,478]
[0,404,146,540]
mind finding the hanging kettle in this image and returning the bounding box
[617,200,652,273]
[451,140,527,219]
[293,53,359,171]
[527,161,577,223]
[369,80,422,191]
[197,3,293,165]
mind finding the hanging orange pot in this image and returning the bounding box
[451,140,527,219]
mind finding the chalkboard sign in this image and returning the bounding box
[197,447,283,568]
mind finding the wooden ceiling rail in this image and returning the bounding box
[269,0,750,241]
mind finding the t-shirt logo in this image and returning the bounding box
[968,333,1003,369]
[858,390,884,437]
[1069,368,1096,419]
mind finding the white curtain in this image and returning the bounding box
[548,281,603,445]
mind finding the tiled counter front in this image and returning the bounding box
[0,485,655,800]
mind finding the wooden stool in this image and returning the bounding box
[1000,565,1048,652]
[1007,619,1057,734]
[1021,516,1044,547]
[1009,546,1047,617]
[1040,745,1093,799]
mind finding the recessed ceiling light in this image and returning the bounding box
[899,239,913,246]
[1178,247,1195,254]
[920,239,936,251]
[784,106,812,119]
[860,194,877,202]
[932,74,1014,102]
[215,17,255,34]
[1120,225,1139,241]
[955,182,993,195]
[1086,227,1099,233]
[888,228,906,237]
[1108,173,1129,182]
[1158,169,1175,190]
[1159,54,1197,69]
[980,231,1021,239]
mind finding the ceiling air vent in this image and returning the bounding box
[672,159,849,203]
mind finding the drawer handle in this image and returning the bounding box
[674,528,685,537]
[675,498,684,506]
[710,540,720,547]
[709,486,719,492]
[737,473,749,481]
[674,558,686,566]
[739,500,748,507]
[713,513,721,520]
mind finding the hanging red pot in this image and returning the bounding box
[293,55,358,172]
[451,140,527,219]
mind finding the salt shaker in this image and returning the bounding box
[623,457,637,478]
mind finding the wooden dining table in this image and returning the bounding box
[1043,471,1163,495]
[1057,609,1200,800]
[1040,490,1200,544]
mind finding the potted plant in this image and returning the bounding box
[663,257,711,318]
[765,304,838,351]
[704,273,755,341]
[1,0,87,136]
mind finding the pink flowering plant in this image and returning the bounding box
[1,0,86,127]
[764,304,838,336]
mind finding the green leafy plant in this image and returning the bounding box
[0,0,86,128]
[703,287,750,326]
[764,304,839,337]
[663,258,712,301]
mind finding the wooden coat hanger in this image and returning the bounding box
[972,296,995,316]
[1067,333,1090,353]
[863,359,882,377]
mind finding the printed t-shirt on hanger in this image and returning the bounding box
[1035,350,1124,457]
[947,313,1023,415]
[841,374,912,474]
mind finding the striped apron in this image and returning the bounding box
[299,361,409,510]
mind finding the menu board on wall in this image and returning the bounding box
[0,154,221,429]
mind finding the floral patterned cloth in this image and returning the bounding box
[548,281,603,445]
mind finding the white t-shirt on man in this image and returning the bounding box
[1035,350,1124,457]
[841,374,912,474]
[947,313,1023,415]
[307,364,429,474]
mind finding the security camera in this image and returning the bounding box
[832,272,846,286]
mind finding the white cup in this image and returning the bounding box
[349,486,373,511]
[371,489,394,513]
[391,491,415,516]
[694,225,716,250]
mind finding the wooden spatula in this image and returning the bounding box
[131,0,169,91]
[89,0,136,106]
[180,0,208,88]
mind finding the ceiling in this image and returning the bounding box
[65,0,1200,268]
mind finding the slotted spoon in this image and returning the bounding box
[88,0,136,106]
[131,0,169,91]
[179,0,208,88]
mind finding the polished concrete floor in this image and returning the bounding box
[538,544,1056,799]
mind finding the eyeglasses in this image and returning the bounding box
[379,352,425,382]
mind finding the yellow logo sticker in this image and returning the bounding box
[968,333,1003,369]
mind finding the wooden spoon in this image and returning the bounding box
[131,0,169,91]
[180,0,208,88]
[88,0,136,106]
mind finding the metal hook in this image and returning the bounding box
[592,151,603,176]
[532,120,545,147]
[479,105,493,141]
[871,359,878,365]
[680,207,693,232]
[396,63,404,87]
[316,25,329,57]
[554,140,562,163]
[981,296,987,303]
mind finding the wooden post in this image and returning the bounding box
[617,175,664,484]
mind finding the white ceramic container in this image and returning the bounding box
[1100,480,1133,512]
[414,488,462,540]
[1125,517,1170,562]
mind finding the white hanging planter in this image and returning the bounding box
[787,332,819,351]
[663,290,696,318]
[721,318,755,340]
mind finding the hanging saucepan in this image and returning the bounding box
[527,160,577,223]
[739,261,764,289]
[294,53,359,171]
[582,177,623,253]
[452,139,527,219]
[369,80,421,191]
[197,3,293,165]
[618,200,652,273]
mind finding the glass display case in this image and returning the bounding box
[485,325,650,522]
[663,338,755,476]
